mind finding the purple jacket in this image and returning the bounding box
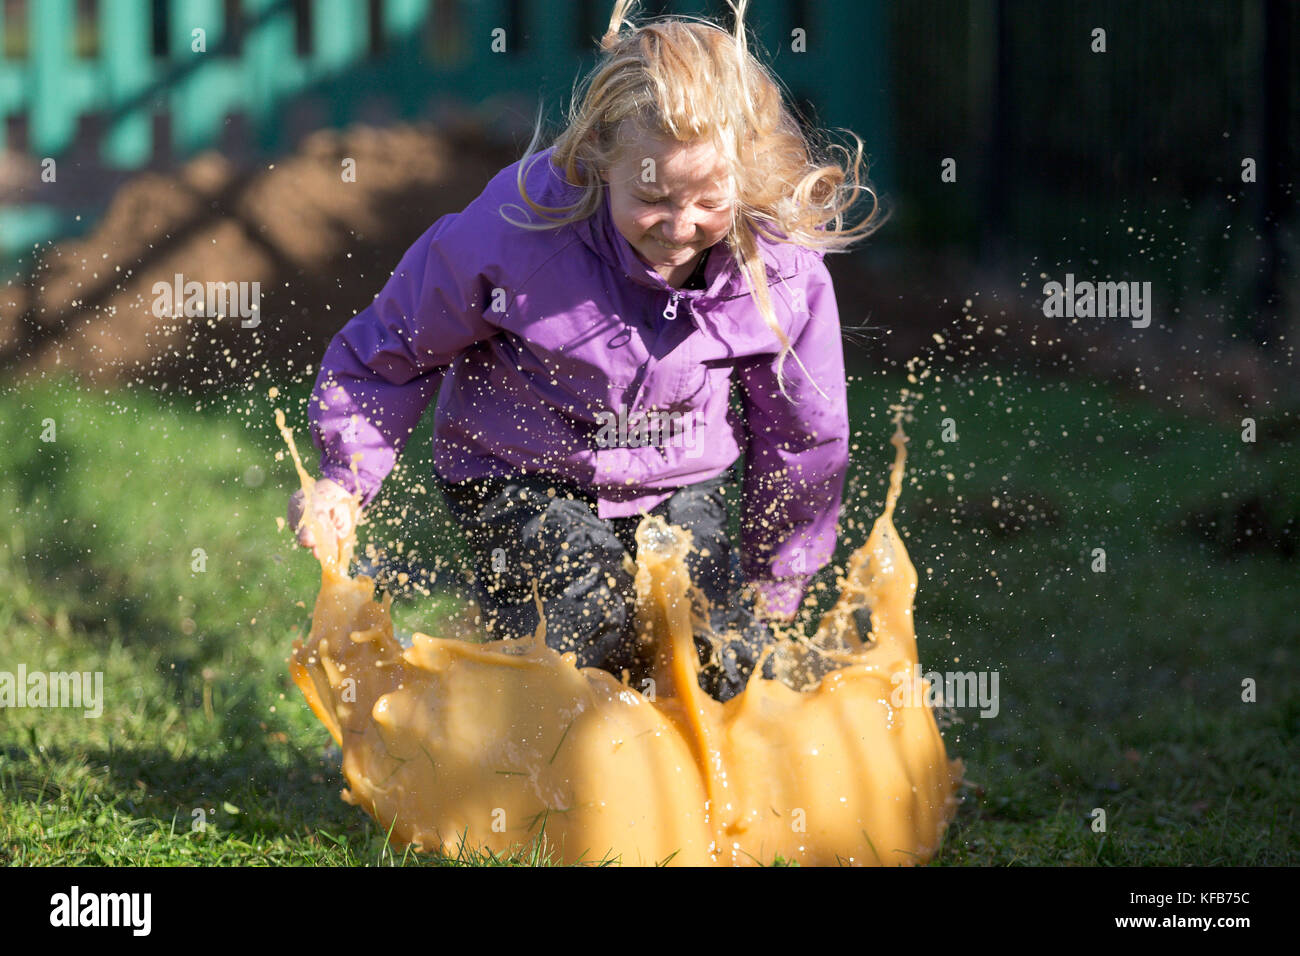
[309,146,849,617]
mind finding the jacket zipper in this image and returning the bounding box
[662,289,680,322]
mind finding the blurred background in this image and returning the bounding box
[0,0,1296,865]
[1,0,1294,399]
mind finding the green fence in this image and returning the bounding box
[0,0,893,259]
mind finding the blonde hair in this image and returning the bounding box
[503,0,885,397]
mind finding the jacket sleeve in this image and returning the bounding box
[308,210,497,508]
[736,253,849,619]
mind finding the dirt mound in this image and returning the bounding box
[0,122,519,392]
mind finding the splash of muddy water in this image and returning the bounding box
[276,409,962,865]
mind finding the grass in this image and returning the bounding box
[1,366,1296,865]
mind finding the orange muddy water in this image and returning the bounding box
[276,407,962,866]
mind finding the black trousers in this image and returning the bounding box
[436,469,776,702]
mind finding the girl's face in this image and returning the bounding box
[601,129,736,281]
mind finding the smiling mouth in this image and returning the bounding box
[653,237,691,252]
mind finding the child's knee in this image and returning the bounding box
[529,497,632,586]
[658,478,733,603]
[482,494,643,669]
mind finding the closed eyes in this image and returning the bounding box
[636,195,726,210]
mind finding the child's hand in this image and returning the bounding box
[287,479,359,562]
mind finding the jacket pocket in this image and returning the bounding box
[673,355,733,406]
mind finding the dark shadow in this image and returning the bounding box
[1,738,372,846]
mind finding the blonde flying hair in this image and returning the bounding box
[503,0,885,398]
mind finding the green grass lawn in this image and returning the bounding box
[1,367,1296,865]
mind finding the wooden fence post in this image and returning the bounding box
[169,0,224,156]
[31,0,76,156]
[102,0,155,167]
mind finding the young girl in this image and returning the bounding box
[288,0,882,702]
